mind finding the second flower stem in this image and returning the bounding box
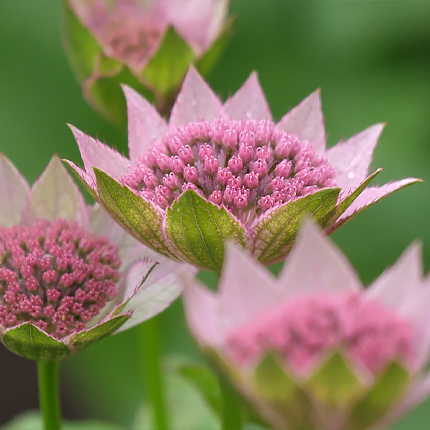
[219,373,242,430]
[139,316,169,430]
[37,360,62,430]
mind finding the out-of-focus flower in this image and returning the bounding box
[183,221,430,430]
[65,68,419,272]
[62,0,232,124]
[0,154,190,361]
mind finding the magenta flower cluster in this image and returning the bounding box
[122,117,336,221]
[0,219,120,339]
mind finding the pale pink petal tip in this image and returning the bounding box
[224,72,272,120]
[68,124,129,180]
[122,85,167,161]
[336,177,421,225]
[277,89,326,155]
[327,124,385,191]
[169,66,224,127]
[280,219,362,297]
[0,154,30,227]
[218,242,279,333]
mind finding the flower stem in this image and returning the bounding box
[139,316,169,430]
[219,373,242,430]
[37,361,62,430]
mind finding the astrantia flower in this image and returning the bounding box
[65,68,419,272]
[183,221,430,430]
[0,154,189,361]
[62,0,231,124]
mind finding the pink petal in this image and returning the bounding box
[183,272,222,346]
[367,242,423,309]
[0,154,30,227]
[277,89,326,155]
[169,67,224,127]
[62,159,96,192]
[218,242,280,335]
[123,85,168,162]
[68,125,129,182]
[334,178,421,226]
[160,0,228,53]
[327,124,384,191]
[22,156,88,227]
[279,220,362,298]
[224,72,272,120]
[116,258,187,333]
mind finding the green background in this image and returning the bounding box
[1,1,430,429]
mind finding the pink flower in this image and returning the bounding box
[0,155,192,361]
[62,0,231,123]
[65,68,419,272]
[183,221,430,430]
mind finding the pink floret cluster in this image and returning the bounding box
[0,219,121,339]
[121,117,336,222]
[225,292,414,375]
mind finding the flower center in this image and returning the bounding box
[225,292,414,375]
[122,118,337,223]
[0,219,121,339]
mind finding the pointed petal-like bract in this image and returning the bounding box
[123,85,168,162]
[183,277,220,346]
[68,125,129,182]
[368,242,422,309]
[279,220,361,298]
[22,156,88,227]
[327,124,384,192]
[0,154,30,227]
[277,89,326,155]
[169,67,224,127]
[117,259,186,332]
[218,242,279,335]
[335,178,421,226]
[224,72,272,120]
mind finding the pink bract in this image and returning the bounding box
[65,68,419,271]
[0,155,192,361]
[183,221,430,430]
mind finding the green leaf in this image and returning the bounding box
[252,188,340,265]
[196,17,235,77]
[306,351,364,408]
[253,353,315,430]
[334,169,381,220]
[2,411,125,430]
[94,169,176,259]
[61,0,101,81]
[165,190,248,272]
[2,323,70,361]
[348,362,410,429]
[142,26,195,96]
[177,363,221,416]
[69,315,129,352]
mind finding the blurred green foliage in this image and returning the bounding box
[1,1,430,429]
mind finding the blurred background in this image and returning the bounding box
[1,1,430,429]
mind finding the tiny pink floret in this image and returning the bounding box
[121,118,336,222]
[0,219,121,339]
[225,292,414,375]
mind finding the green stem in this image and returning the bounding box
[37,361,62,430]
[139,316,169,430]
[219,373,242,430]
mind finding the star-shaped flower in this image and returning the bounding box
[66,68,419,272]
[0,155,191,361]
[183,221,430,430]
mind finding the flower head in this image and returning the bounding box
[0,154,190,361]
[183,221,430,430]
[66,68,419,272]
[62,0,232,123]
